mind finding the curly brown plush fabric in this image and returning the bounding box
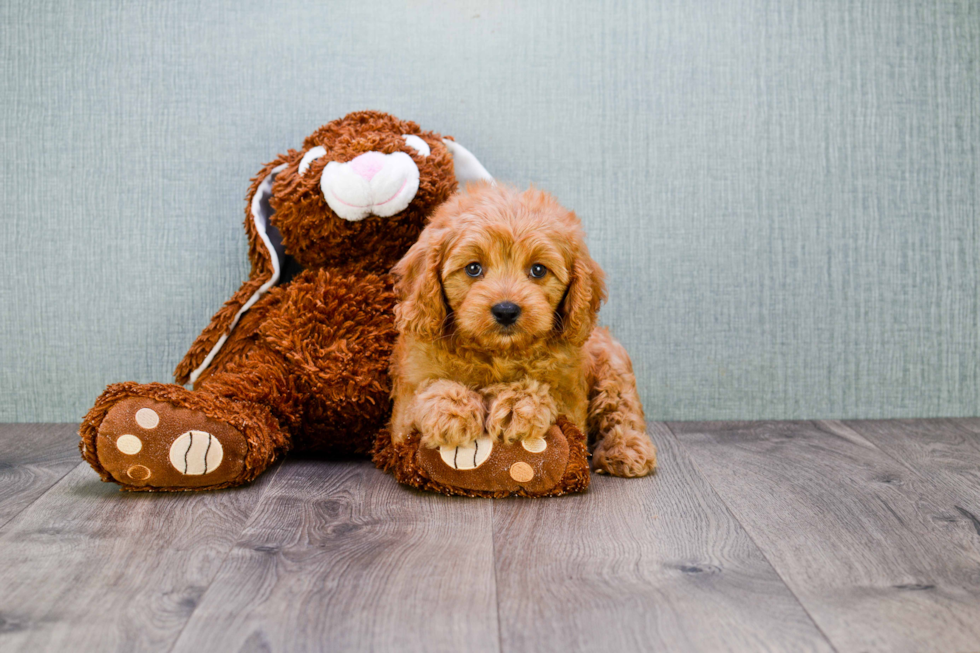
[81,111,463,491]
[175,111,458,385]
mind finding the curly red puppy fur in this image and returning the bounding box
[389,183,657,477]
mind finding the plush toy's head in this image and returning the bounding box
[182,111,491,386]
[244,111,492,283]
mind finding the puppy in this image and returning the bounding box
[389,183,656,477]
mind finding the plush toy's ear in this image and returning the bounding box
[442,138,494,186]
[557,247,607,347]
[244,158,293,285]
[392,226,449,340]
[185,156,292,386]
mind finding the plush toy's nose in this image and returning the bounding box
[348,152,386,181]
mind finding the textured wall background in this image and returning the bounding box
[1,0,978,422]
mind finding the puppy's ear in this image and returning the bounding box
[558,243,607,346]
[393,226,449,339]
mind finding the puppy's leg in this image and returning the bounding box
[482,378,557,445]
[587,328,657,477]
[413,379,486,449]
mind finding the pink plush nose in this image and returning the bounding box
[348,151,386,181]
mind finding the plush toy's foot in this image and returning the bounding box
[95,396,249,489]
[80,382,288,491]
[372,415,590,498]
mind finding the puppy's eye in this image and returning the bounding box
[465,262,483,278]
[529,263,548,279]
[298,146,328,175]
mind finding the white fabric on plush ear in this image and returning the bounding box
[442,138,493,186]
[186,163,288,386]
[402,134,430,157]
[298,146,327,175]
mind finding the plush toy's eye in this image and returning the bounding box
[298,146,328,175]
[465,262,483,278]
[402,134,431,158]
[529,263,548,279]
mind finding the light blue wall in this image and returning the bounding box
[1,0,978,422]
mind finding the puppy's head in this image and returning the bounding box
[394,183,606,351]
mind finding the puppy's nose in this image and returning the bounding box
[491,302,522,326]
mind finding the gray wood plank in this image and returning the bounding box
[492,422,834,653]
[670,420,980,653]
[0,461,275,652]
[171,460,499,653]
[0,424,82,529]
[842,418,980,509]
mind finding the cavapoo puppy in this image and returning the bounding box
[389,182,657,477]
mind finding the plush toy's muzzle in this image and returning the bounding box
[322,150,421,221]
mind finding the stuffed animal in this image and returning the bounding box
[372,183,657,498]
[80,111,492,491]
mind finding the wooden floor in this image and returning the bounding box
[1,420,979,652]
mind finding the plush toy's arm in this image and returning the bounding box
[173,277,268,386]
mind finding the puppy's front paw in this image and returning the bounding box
[415,380,486,449]
[592,426,658,477]
[483,379,557,445]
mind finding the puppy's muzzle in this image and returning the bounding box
[491,302,521,327]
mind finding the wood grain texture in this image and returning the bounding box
[0,461,275,652]
[172,460,499,653]
[842,418,980,508]
[670,420,980,653]
[0,423,81,529]
[492,422,833,653]
[5,421,980,651]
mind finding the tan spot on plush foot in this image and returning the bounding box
[135,408,159,429]
[522,437,547,453]
[115,434,142,455]
[439,436,493,470]
[169,431,223,475]
[127,465,151,481]
[509,461,534,483]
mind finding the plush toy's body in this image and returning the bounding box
[81,111,491,491]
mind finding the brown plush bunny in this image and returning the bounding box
[80,111,492,491]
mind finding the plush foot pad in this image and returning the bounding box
[96,397,248,490]
[372,415,590,498]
